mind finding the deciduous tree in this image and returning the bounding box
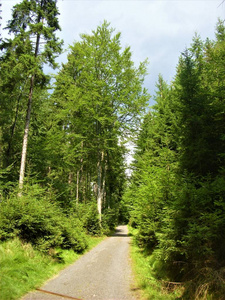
[49,21,149,219]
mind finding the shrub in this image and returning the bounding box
[60,216,87,252]
[102,207,119,234]
[0,185,87,253]
[75,202,101,235]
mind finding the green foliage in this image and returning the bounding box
[125,21,225,299]
[102,207,119,233]
[74,203,119,235]
[0,238,57,300]
[75,202,102,235]
[0,165,16,197]
[130,228,183,300]
[5,0,63,69]
[1,15,147,244]
[0,235,105,300]
[41,21,148,220]
[0,0,63,184]
[124,76,178,251]
[0,184,87,253]
[2,4,225,298]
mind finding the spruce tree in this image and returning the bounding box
[1,0,62,192]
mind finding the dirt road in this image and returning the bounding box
[22,225,138,300]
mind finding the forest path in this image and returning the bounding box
[22,225,138,300]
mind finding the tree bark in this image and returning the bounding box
[76,142,84,204]
[18,25,41,194]
[97,151,104,222]
[76,170,79,204]
[18,74,35,193]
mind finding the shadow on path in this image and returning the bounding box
[111,226,130,237]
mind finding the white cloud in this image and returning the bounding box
[1,0,224,96]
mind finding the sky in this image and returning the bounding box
[1,0,225,102]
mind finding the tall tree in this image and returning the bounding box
[123,75,178,249]
[1,0,62,192]
[49,21,149,218]
[125,20,225,298]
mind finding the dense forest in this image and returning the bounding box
[124,21,225,299]
[1,0,225,299]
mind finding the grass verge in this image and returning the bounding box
[0,235,105,300]
[129,228,183,300]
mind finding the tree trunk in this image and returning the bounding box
[102,158,107,209]
[97,151,104,222]
[18,27,41,194]
[18,74,35,193]
[76,169,79,204]
[76,142,84,204]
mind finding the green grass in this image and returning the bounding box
[129,228,183,300]
[0,236,105,300]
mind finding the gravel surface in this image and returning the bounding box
[22,225,138,300]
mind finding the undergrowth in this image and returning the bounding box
[0,236,105,300]
[0,186,88,253]
[129,227,183,300]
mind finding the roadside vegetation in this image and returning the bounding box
[130,227,183,300]
[124,21,225,299]
[0,234,105,300]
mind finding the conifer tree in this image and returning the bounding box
[1,0,62,192]
[124,75,177,248]
[125,21,225,298]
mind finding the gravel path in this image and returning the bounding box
[22,225,138,300]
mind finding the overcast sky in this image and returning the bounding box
[1,0,225,102]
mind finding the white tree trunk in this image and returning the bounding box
[97,162,102,222]
[18,27,41,195]
[97,151,105,222]
[18,75,35,194]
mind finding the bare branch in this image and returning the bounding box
[218,0,225,8]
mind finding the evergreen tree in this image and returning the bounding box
[124,75,178,248]
[0,0,62,191]
[125,21,225,298]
